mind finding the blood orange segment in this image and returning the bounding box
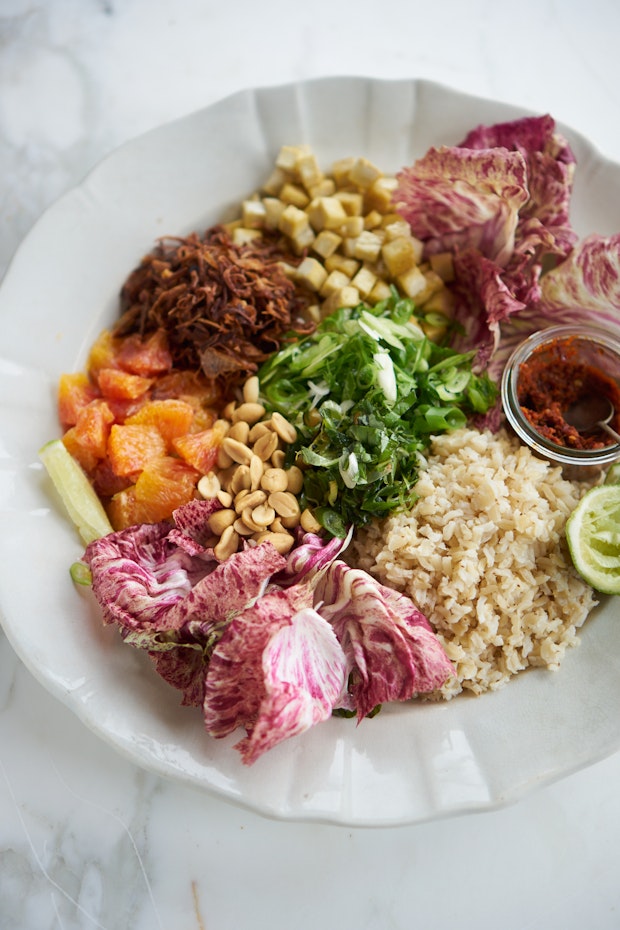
[124,399,196,448]
[107,423,168,477]
[97,367,153,401]
[58,372,100,428]
[172,425,224,473]
[108,456,199,528]
[116,330,173,376]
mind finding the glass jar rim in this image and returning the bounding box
[500,324,620,467]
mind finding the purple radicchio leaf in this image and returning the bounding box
[84,522,211,633]
[395,145,529,266]
[314,561,455,721]
[275,526,354,588]
[203,584,347,764]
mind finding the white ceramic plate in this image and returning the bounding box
[1,77,619,827]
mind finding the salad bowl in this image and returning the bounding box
[0,76,619,826]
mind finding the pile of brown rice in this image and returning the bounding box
[350,427,599,698]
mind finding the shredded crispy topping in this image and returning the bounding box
[115,226,314,389]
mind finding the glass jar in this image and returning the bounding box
[501,323,620,475]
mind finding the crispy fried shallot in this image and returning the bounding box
[115,226,314,388]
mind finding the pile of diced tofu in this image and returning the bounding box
[226,144,456,326]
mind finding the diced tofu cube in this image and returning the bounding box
[364,210,383,230]
[297,153,323,191]
[290,224,315,255]
[275,144,309,173]
[334,190,364,216]
[429,251,455,283]
[263,197,285,230]
[397,265,427,299]
[324,254,360,277]
[416,270,446,305]
[420,288,456,315]
[307,178,336,198]
[279,204,311,239]
[321,285,360,315]
[351,265,377,299]
[381,236,419,277]
[369,279,393,303]
[242,199,267,229]
[262,167,288,196]
[279,182,310,209]
[232,227,263,246]
[364,175,397,211]
[277,260,297,279]
[331,156,356,187]
[380,212,404,228]
[349,157,382,190]
[352,230,383,262]
[307,196,348,231]
[338,215,365,238]
[382,219,412,241]
[320,269,351,298]
[312,229,342,259]
[295,256,329,292]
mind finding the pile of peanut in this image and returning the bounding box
[197,376,319,561]
[226,143,455,330]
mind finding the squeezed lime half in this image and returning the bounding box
[566,484,620,595]
[39,439,113,544]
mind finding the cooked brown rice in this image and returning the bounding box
[350,427,599,698]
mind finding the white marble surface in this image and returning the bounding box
[2,1,620,927]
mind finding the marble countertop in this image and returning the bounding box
[2,1,620,928]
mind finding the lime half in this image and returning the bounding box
[39,439,113,545]
[566,484,620,595]
[604,462,620,485]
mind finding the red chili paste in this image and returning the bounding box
[517,338,620,450]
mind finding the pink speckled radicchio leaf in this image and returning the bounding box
[314,562,455,721]
[394,115,578,371]
[275,527,353,587]
[203,585,347,764]
[83,502,288,706]
[395,145,530,266]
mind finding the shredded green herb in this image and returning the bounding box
[258,291,498,536]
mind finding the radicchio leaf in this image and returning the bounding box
[203,585,347,763]
[314,561,455,720]
[394,115,579,374]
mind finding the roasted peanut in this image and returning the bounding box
[216,489,233,508]
[270,411,297,444]
[285,465,304,494]
[208,508,237,536]
[253,531,295,555]
[268,490,300,521]
[261,467,289,493]
[197,472,221,499]
[233,517,255,536]
[253,429,279,462]
[229,464,251,495]
[214,525,239,561]
[240,507,268,533]
[300,508,322,533]
[234,489,266,514]
[250,503,276,528]
[249,453,264,490]
[271,449,286,469]
[242,375,260,404]
[222,436,254,466]
[227,420,250,444]
[248,421,272,443]
[232,402,266,425]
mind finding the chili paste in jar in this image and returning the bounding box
[517,337,620,449]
